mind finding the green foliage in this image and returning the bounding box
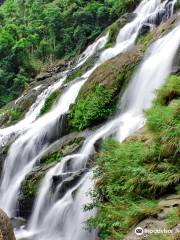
[39,90,60,116]
[68,49,141,131]
[146,75,180,151]
[147,234,177,240]
[69,85,116,131]
[9,107,22,121]
[137,31,154,48]
[104,17,127,48]
[155,75,180,105]
[22,172,45,199]
[0,0,140,107]
[166,208,180,228]
[87,75,180,239]
[41,151,63,165]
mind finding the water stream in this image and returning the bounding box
[0,0,179,239]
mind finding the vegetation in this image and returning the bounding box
[21,171,45,199]
[87,74,180,239]
[69,85,116,130]
[69,48,142,130]
[39,90,60,116]
[41,151,63,165]
[0,0,140,107]
[137,31,154,48]
[104,16,127,48]
[0,106,23,126]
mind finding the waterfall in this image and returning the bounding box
[23,24,180,240]
[99,0,177,63]
[0,0,178,239]
[12,1,179,240]
[0,73,67,148]
[0,33,108,217]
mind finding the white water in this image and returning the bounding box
[75,33,109,69]
[0,73,66,148]
[0,0,178,239]
[0,31,110,217]
[12,1,179,239]
[0,31,108,148]
[100,0,177,62]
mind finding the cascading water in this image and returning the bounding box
[23,24,180,240]
[0,72,67,148]
[75,33,109,69]
[99,0,177,63]
[0,32,108,217]
[12,1,179,240]
[0,0,178,239]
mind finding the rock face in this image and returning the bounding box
[0,209,15,240]
[18,130,91,219]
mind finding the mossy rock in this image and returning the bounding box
[39,89,61,117]
[104,15,128,49]
[68,47,143,131]
[40,135,84,165]
[19,166,50,218]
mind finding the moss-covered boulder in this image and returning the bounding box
[0,209,15,240]
[68,47,143,131]
[19,165,49,219]
[19,130,88,219]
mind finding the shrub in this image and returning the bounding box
[87,74,180,239]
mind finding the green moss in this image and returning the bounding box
[41,151,63,165]
[69,85,116,131]
[166,208,180,228]
[104,17,127,49]
[87,74,180,239]
[40,136,84,164]
[137,31,154,48]
[146,75,180,151]
[155,75,180,105]
[39,90,60,116]
[147,234,177,240]
[69,49,141,131]
[21,172,45,199]
[0,106,23,126]
[9,107,22,121]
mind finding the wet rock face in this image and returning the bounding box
[52,170,86,199]
[0,209,16,240]
[0,146,9,179]
[172,46,180,74]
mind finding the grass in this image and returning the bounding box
[39,90,60,116]
[166,208,180,228]
[137,31,154,49]
[86,74,180,239]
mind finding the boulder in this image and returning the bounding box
[52,169,86,199]
[0,209,15,240]
[36,72,52,81]
[139,23,151,36]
